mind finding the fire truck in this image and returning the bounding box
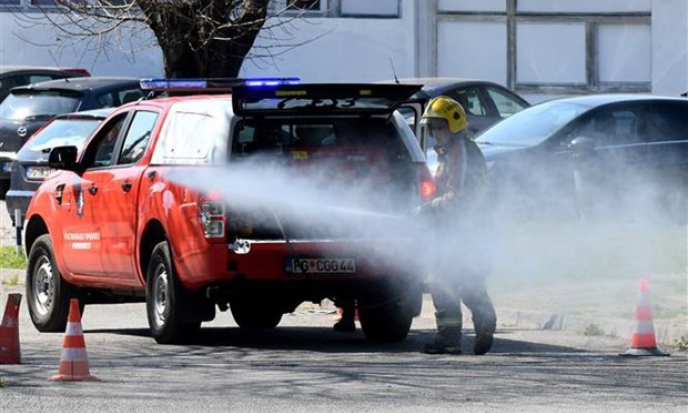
[23,78,435,344]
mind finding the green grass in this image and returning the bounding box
[0,379,8,388]
[0,246,26,269]
[676,335,688,351]
[583,323,605,336]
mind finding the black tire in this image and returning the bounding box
[25,234,75,332]
[146,241,201,344]
[358,291,418,343]
[231,299,283,330]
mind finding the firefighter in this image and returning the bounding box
[416,96,497,355]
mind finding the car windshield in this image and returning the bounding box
[0,91,81,121]
[475,100,591,146]
[24,118,103,153]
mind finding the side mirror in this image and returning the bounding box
[568,136,596,152]
[49,146,80,171]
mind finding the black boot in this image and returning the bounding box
[333,319,356,333]
[473,332,494,355]
[422,338,461,355]
[473,304,496,355]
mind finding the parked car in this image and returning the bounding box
[0,66,90,102]
[5,108,114,225]
[0,77,144,197]
[23,79,434,344]
[381,78,530,173]
[475,94,688,223]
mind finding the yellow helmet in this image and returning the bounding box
[422,96,467,133]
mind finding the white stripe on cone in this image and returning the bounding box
[60,347,88,361]
[65,322,83,335]
[634,320,656,335]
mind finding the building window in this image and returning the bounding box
[287,0,321,11]
[271,0,326,13]
[340,0,399,17]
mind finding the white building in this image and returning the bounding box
[1,0,686,103]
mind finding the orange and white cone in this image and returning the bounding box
[50,298,100,381]
[620,279,669,357]
[0,293,22,364]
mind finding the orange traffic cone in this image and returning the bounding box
[50,298,100,381]
[620,279,670,357]
[0,293,22,364]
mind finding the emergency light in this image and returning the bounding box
[139,77,301,92]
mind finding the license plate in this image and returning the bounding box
[285,258,356,275]
[1,161,12,173]
[26,166,53,180]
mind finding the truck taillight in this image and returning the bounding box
[199,195,226,240]
[418,165,436,202]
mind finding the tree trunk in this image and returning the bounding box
[141,0,270,78]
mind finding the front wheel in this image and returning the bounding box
[146,241,201,344]
[25,234,75,332]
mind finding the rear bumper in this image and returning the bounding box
[179,239,422,299]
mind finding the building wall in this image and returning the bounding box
[0,0,686,103]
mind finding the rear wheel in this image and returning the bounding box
[26,234,76,332]
[358,289,419,342]
[231,299,283,330]
[146,241,201,344]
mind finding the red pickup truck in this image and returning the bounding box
[23,79,435,344]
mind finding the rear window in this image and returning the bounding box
[24,117,103,153]
[0,90,82,120]
[232,118,409,160]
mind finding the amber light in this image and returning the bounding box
[417,165,436,201]
[421,180,436,201]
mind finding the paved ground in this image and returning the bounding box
[1,200,686,349]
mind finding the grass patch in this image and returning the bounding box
[0,379,8,388]
[0,246,26,269]
[583,323,605,336]
[676,335,688,351]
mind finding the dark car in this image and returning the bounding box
[0,77,144,196]
[395,77,530,136]
[5,108,114,225]
[476,94,688,223]
[0,66,90,102]
[380,78,530,173]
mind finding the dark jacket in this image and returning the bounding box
[423,137,489,220]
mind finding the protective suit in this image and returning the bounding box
[417,96,497,355]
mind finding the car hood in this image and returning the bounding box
[478,143,526,160]
[0,119,50,154]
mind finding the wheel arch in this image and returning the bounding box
[139,219,167,285]
[24,215,49,259]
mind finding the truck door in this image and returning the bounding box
[93,110,158,279]
[60,115,130,276]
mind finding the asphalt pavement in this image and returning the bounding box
[1,199,685,350]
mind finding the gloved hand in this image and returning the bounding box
[410,205,424,216]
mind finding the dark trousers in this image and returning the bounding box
[431,274,496,345]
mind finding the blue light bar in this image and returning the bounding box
[245,77,301,87]
[140,79,208,91]
[139,77,301,92]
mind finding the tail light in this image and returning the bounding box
[418,164,436,202]
[199,191,226,241]
[65,68,91,77]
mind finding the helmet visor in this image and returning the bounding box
[421,117,451,145]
